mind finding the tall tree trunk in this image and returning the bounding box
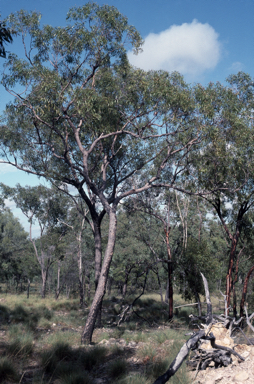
[226,233,240,312]
[27,279,30,299]
[82,209,117,344]
[165,280,169,304]
[76,217,85,307]
[55,260,61,300]
[94,223,102,290]
[41,269,47,299]
[107,276,113,296]
[194,291,202,317]
[165,227,173,320]
[232,248,243,317]
[122,266,133,298]
[77,233,84,307]
[213,200,247,315]
[87,272,91,301]
[66,284,70,299]
[94,222,103,326]
[156,268,164,303]
[240,265,254,317]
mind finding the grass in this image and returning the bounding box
[0,291,198,383]
[107,358,128,379]
[0,357,19,383]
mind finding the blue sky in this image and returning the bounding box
[0,0,254,231]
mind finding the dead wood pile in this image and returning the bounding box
[152,273,252,384]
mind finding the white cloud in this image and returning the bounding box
[128,20,221,77]
[0,162,18,175]
[4,198,16,209]
[228,62,244,73]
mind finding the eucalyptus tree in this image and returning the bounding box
[0,20,13,58]
[112,210,155,298]
[125,190,177,319]
[0,206,33,289]
[56,196,91,307]
[180,73,254,313]
[0,4,202,342]
[1,184,70,298]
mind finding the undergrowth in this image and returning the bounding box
[0,292,193,383]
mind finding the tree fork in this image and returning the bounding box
[82,210,117,344]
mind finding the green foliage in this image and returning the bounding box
[0,21,13,58]
[0,207,35,283]
[177,238,219,301]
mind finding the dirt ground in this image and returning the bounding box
[191,347,254,384]
[189,323,254,384]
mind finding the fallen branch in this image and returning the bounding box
[153,330,206,384]
[174,302,199,309]
[244,305,254,332]
[152,273,245,384]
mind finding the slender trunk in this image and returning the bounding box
[156,268,164,303]
[226,233,239,312]
[76,218,85,307]
[214,201,247,315]
[77,234,84,307]
[41,269,47,299]
[122,267,133,298]
[82,209,117,344]
[196,197,202,244]
[94,222,102,325]
[232,249,242,317]
[87,272,91,301]
[194,291,202,317]
[107,276,113,296]
[27,279,30,299]
[240,265,254,317]
[164,227,173,320]
[94,223,102,290]
[66,285,70,299]
[165,280,169,304]
[55,260,61,300]
[122,281,128,298]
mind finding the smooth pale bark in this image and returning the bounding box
[41,268,48,299]
[94,223,102,289]
[82,209,117,344]
[55,260,61,300]
[77,218,85,307]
